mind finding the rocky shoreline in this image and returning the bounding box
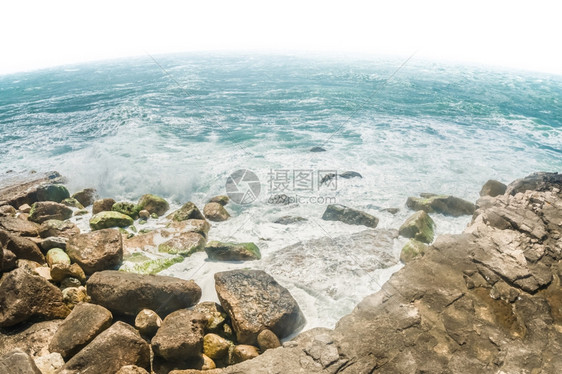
[1,171,560,373]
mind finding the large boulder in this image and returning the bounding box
[203,202,230,222]
[0,171,64,208]
[398,210,435,243]
[0,268,70,327]
[137,194,169,217]
[505,171,562,195]
[152,309,206,361]
[214,270,305,345]
[71,188,97,207]
[168,202,204,222]
[66,229,123,274]
[38,219,80,239]
[0,350,42,374]
[89,211,134,230]
[0,230,45,263]
[0,216,39,236]
[49,303,113,359]
[58,322,150,374]
[92,198,116,214]
[205,241,261,261]
[321,204,379,227]
[87,270,201,317]
[159,232,207,256]
[36,184,70,203]
[406,193,475,216]
[28,202,73,223]
[479,179,507,197]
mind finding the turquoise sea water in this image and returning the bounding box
[1,53,561,327]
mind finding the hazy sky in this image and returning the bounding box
[1,0,561,75]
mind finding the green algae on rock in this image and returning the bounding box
[398,210,435,243]
[90,211,134,230]
[120,253,184,275]
[137,194,169,217]
[205,241,261,261]
[112,202,140,219]
[400,239,428,263]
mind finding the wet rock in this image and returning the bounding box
[134,309,162,337]
[310,146,326,152]
[90,211,134,230]
[39,219,79,239]
[274,216,307,225]
[49,303,113,359]
[168,202,205,221]
[0,171,64,208]
[321,204,379,228]
[320,171,362,185]
[383,207,400,214]
[159,232,207,256]
[36,184,70,203]
[230,344,260,364]
[40,236,67,251]
[58,321,150,374]
[61,197,84,209]
[257,329,281,351]
[0,349,42,374]
[0,230,45,263]
[138,209,150,219]
[209,195,229,206]
[137,194,169,216]
[119,253,184,275]
[113,201,140,219]
[92,198,116,214]
[406,193,475,217]
[480,179,507,197]
[214,270,305,345]
[87,270,201,317]
[152,310,206,361]
[203,202,231,222]
[205,241,261,261]
[45,248,70,267]
[29,202,73,223]
[0,268,70,327]
[398,210,435,243]
[71,188,97,207]
[66,229,123,274]
[400,239,428,263]
[0,216,39,236]
[203,333,232,360]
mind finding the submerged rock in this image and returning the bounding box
[321,204,379,227]
[214,269,305,345]
[273,216,307,225]
[29,202,73,223]
[168,202,204,221]
[205,241,261,261]
[310,146,326,152]
[203,202,231,222]
[398,210,435,243]
[87,270,201,317]
[406,193,475,216]
[66,228,123,274]
[90,211,134,230]
[137,194,169,217]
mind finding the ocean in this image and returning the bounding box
[1,53,561,329]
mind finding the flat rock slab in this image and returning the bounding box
[214,269,305,345]
[0,216,39,236]
[66,228,123,274]
[0,349,42,374]
[87,270,201,317]
[58,321,150,374]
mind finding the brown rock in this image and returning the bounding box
[0,319,64,358]
[203,333,232,360]
[152,310,206,361]
[116,365,150,374]
[257,329,281,351]
[168,202,204,222]
[0,205,16,216]
[92,198,116,214]
[203,202,230,222]
[50,263,86,283]
[0,216,39,236]
[479,179,507,197]
[134,309,162,337]
[71,188,97,207]
[1,248,17,272]
[209,195,229,206]
[38,219,79,239]
[0,230,45,263]
[66,229,123,274]
[193,302,228,334]
[58,321,150,374]
[28,202,73,223]
[18,204,32,213]
[230,344,260,364]
[61,286,90,309]
[165,219,211,238]
[214,270,305,345]
[0,268,70,327]
[0,171,64,208]
[87,270,201,317]
[0,349,42,374]
[49,303,113,359]
[158,232,206,256]
[34,266,52,281]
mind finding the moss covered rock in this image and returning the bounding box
[137,194,169,217]
[400,239,428,263]
[61,197,84,209]
[46,248,71,267]
[398,210,435,243]
[203,202,230,222]
[167,202,204,222]
[119,253,184,275]
[203,333,232,360]
[205,241,261,261]
[90,211,134,230]
[406,194,475,217]
[112,202,140,219]
[36,184,70,203]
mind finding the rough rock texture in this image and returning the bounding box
[0,171,64,208]
[215,270,305,345]
[58,321,150,374]
[50,263,86,283]
[505,171,562,195]
[209,195,229,206]
[40,236,67,251]
[112,201,140,219]
[152,310,206,361]
[0,205,16,216]
[38,219,79,239]
[0,230,45,263]
[116,365,150,374]
[49,302,113,359]
[66,228,123,274]
[166,219,211,238]
[406,193,475,216]
[0,319,63,358]
[33,352,65,374]
[203,333,231,360]
[257,329,281,351]
[205,241,261,261]
[321,204,379,228]
[134,309,162,337]
[90,210,134,230]
[0,216,39,236]
[480,179,507,197]
[203,202,230,222]
[92,198,116,214]
[28,201,73,223]
[220,173,562,373]
[137,194,169,216]
[0,268,70,327]
[400,239,428,263]
[61,197,84,209]
[193,302,229,334]
[36,184,70,203]
[274,215,308,225]
[159,232,207,256]
[0,349,42,374]
[398,210,435,243]
[168,202,204,222]
[87,270,201,317]
[230,344,260,364]
[71,188,97,207]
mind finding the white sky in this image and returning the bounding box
[1,0,561,75]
